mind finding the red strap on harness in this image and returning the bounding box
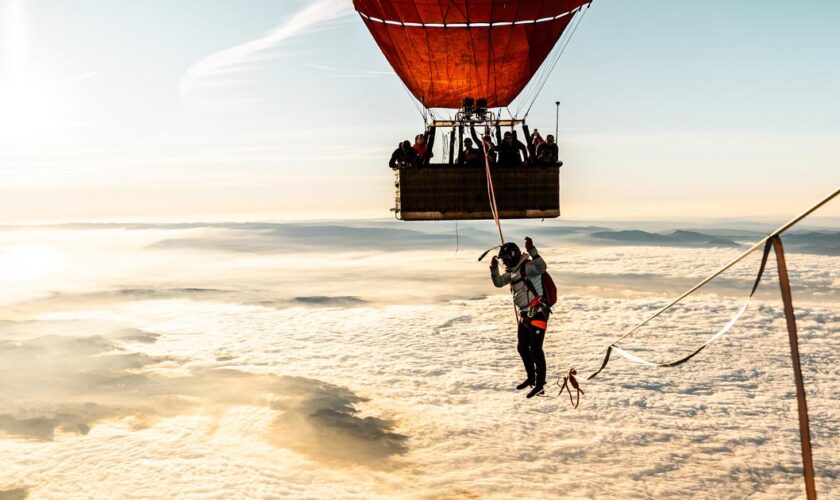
[530,320,547,330]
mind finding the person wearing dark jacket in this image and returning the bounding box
[490,237,550,398]
[536,135,559,164]
[513,131,529,164]
[496,131,528,166]
[389,140,418,169]
[388,142,404,169]
[458,138,481,166]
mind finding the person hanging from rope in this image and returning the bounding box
[490,237,551,398]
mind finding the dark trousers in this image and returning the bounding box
[517,311,548,386]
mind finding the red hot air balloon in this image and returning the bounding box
[355,1,592,221]
[354,0,591,109]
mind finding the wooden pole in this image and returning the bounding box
[771,236,817,500]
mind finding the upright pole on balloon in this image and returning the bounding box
[555,101,560,139]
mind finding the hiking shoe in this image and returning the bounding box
[526,385,545,399]
[516,380,535,390]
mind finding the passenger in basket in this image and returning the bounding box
[458,138,482,166]
[497,131,528,166]
[536,135,559,164]
[389,140,418,169]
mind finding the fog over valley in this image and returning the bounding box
[0,220,837,498]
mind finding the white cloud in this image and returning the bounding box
[179,0,354,97]
[1,225,838,497]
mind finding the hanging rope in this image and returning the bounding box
[455,220,460,254]
[481,139,504,245]
[479,137,524,326]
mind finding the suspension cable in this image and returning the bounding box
[520,5,590,119]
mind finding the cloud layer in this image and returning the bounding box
[0,221,838,497]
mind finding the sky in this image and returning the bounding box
[0,0,838,223]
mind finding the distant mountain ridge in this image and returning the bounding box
[782,232,840,256]
[589,230,740,248]
[4,220,836,256]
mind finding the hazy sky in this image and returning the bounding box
[0,0,838,222]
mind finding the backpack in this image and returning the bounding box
[520,265,558,308]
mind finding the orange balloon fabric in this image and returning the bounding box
[354,0,590,109]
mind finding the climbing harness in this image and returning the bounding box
[520,265,554,315]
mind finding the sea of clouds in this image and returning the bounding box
[0,220,837,498]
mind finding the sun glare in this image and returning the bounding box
[0,81,59,140]
[1,0,60,141]
[0,244,63,283]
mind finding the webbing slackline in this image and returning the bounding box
[589,238,773,377]
[588,187,839,380]
[583,236,817,499]
[577,188,837,500]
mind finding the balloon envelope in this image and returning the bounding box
[354,0,591,109]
